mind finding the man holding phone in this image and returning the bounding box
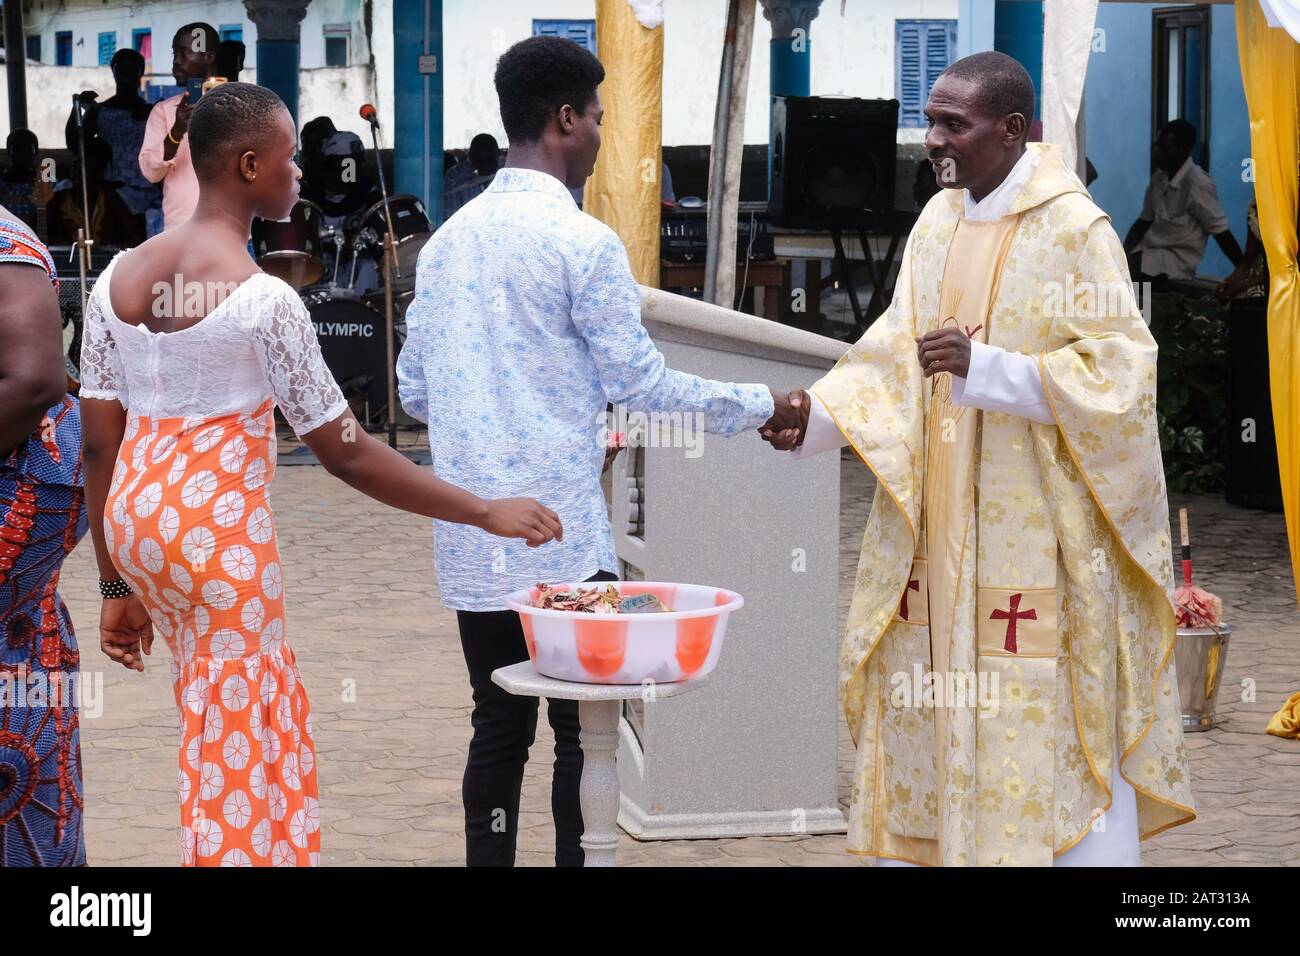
[139,22,219,230]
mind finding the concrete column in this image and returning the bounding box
[392,0,443,220]
[760,0,823,98]
[760,1,822,194]
[243,0,309,126]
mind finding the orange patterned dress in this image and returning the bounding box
[80,256,348,865]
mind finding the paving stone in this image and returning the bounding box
[58,444,1300,866]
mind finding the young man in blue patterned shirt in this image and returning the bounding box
[397,35,801,866]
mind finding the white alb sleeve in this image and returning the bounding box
[791,392,850,458]
[950,340,1054,425]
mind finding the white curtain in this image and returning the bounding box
[1261,0,1300,42]
[1041,0,1099,180]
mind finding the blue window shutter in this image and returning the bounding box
[533,19,597,55]
[566,21,596,53]
[924,23,954,97]
[896,19,956,129]
[98,32,117,66]
[896,21,924,127]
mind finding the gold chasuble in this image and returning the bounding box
[814,143,1195,866]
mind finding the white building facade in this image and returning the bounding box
[4,0,957,149]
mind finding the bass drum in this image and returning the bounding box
[252,200,325,289]
[361,194,432,292]
[302,290,395,425]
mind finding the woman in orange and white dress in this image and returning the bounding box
[78,83,563,866]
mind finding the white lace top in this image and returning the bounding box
[80,255,348,435]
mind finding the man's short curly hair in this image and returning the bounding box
[188,82,288,180]
[493,36,605,143]
[174,21,220,56]
[939,51,1035,131]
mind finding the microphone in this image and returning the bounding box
[359,103,380,129]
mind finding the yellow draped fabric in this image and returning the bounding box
[1267,692,1300,739]
[1236,0,1300,603]
[582,0,664,286]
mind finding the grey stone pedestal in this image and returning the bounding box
[491,660,710,866]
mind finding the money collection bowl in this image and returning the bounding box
[504,581,743,685]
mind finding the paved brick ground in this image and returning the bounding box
[60,440,1299,866]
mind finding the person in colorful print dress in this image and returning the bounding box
[0,208,89,866]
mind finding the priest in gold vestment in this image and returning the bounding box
[766,53,1195,866]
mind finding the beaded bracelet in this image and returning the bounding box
[99,578,133,599]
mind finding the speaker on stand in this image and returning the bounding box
[768,96,900,336]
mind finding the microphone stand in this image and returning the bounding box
[71,94,94,326]
[364,114,399,449]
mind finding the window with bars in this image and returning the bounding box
[895,19,957,129]
[532,19,597,54]
[324,24,351,67]
[1153,5,1211,169]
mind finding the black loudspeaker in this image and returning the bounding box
[768,95,900,229]
[1226,296,1284,512]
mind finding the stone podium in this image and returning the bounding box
[609,287,849,839]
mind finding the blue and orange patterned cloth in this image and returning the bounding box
[0,216,88,866]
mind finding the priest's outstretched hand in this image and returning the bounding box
[759,388,810,451]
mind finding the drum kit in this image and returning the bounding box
[251,190,432,436]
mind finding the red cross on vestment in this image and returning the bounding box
[989,592,1037,654]
[899,577,920,620]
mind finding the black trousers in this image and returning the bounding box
[456,570,617,867]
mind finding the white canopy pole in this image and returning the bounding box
[703,0,757,309]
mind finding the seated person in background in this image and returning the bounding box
[318,131,384,223]
[912,156,940,208]
[65,49,158,245]
[1216,196,1269,301]
[217,39,246,82]
[298,115,338,195]
[443,133,501,217]
[1123,119,1242,281]
[0,129,53,236]
[311,131,385,292]
[48,137,137,248]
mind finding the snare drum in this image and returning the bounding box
[252,200,325,289]
[361,194,432,292]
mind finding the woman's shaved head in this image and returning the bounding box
[187,82,301,223]
[188,82,289,181]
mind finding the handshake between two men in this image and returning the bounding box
[757,327,974,450]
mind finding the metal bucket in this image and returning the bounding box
[1174,623,1232,732]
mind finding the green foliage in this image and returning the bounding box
[1148,292,1229,493]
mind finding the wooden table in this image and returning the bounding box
[659,258,791,319]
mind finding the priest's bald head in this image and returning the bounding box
[924,51,1035,203]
